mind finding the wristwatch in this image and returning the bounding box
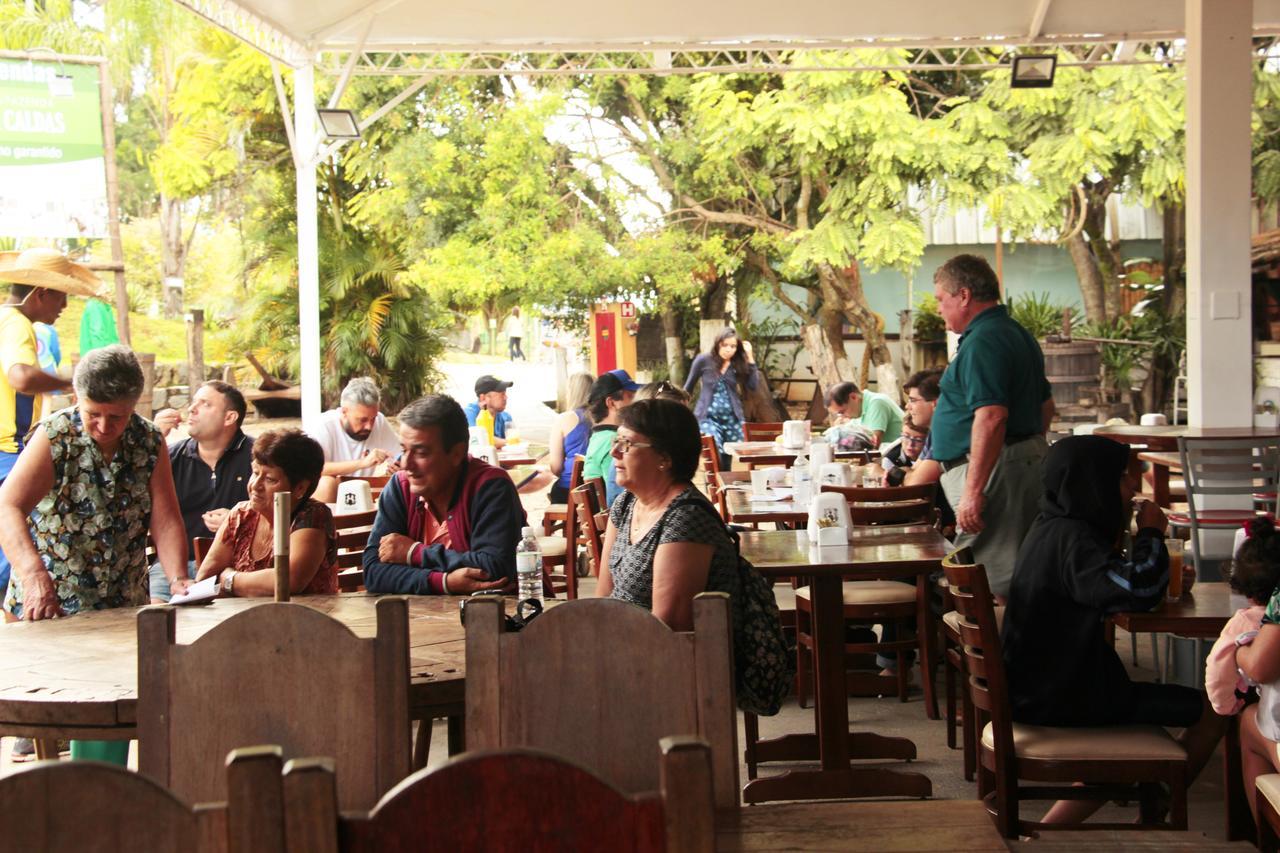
[222,569,237,596]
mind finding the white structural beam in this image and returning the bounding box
[1028,0,1053,40]
[294,62,323,426]
[1185,0,1254,428]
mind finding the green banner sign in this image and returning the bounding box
[0,59,108,237]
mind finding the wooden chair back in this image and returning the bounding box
[283,737,713,853]
[464,593,739,810]
[584,475,607,508]
[137,598,412,810]
[332,508,378,590]
[821,482,937,526]
[941,551,1015,784]
[743,421,785,442]
[699,435,721,500]
[572,482,607,576]
[0,745,285,853]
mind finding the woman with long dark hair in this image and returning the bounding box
[682,327,759,466]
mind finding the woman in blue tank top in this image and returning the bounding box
[546,373,593,503]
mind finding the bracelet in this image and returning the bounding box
[441,571,451,596]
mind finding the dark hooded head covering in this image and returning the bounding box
[1038,435,1131,538]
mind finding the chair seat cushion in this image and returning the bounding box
[1166,509,1261,527]
[795,581,915,606]
[981,721,1186,761]
[1258,774,1280,811]
[538,538,567,558]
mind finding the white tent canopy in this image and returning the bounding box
[178,0,1280,64]
[169,0,1261,432]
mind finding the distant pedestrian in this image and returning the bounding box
[505,307,525,362]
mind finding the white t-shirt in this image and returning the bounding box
[503,315,523,338]
[306,408,401,477]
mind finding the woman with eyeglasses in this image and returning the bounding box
[597,399,742,632]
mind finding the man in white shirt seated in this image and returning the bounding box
[308,377,402,502]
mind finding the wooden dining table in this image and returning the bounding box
[737,525,948,804]
[1095,424,1280,452]
[725,440,879,469]
[716,799,1006,851]
[0,594,471,743]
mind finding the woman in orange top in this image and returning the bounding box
[196,428,338,596]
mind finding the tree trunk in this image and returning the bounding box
[661,305,685,384]
[1162,203,1187,317]
[700,275,729,323]
[822,262,901,400]
[801,323,844,393]
[1065,231,1108,323]
[1082,193,1125,320]
[160,195,186,320]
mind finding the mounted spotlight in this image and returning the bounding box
[1010,54,1057,88]
[316,108,361,139]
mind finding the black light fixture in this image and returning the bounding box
[1010,54,1057,88]
[316,108,361,139]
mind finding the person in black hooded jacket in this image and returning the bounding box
[1001,435,1227,823]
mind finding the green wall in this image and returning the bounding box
[753,240,1164,333]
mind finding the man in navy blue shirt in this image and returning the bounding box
[150,381,254,602]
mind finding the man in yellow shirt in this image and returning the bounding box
[0,250,98,585]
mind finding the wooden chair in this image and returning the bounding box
[1258,773,1280,852]
[792,483,938,709]
[938,558,1005,783]
[283,737,714,853]
[137,598,412,811]
[0,745,283,853]
[743,421,785,442]
[698,435,723,513]
[943,553,1189,837]
[540,455,585,536]
[571,481,607,576]
[464,593,739,811]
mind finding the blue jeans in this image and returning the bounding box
[0,450,20,593]
[148,559,198,602]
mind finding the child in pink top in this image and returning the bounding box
[1206,520,1280,715]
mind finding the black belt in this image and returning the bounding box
[939,434,1036,472]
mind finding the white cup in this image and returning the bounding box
[808,440,833,467]
[335,479,373,513]
[1139,413,1168,426]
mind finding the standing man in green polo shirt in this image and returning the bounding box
[930,254,1054,599]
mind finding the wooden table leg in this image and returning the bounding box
[917,576,940,720]
[446,715,465,756]
[741,572,932,804]
[1152,463,1171,508]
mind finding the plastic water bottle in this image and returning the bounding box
[516,526,543,603]
[792,454,813,505]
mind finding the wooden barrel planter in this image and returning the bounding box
[1041,340,1101,408]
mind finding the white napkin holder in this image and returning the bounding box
[818,462,854,487]
[475,445,499,466]
[807,492,851,546]
[781,419,809,449]
[808,439,833,467]
[1256,386,1280,428]
[335,479,373,514]
[468,425,491,448]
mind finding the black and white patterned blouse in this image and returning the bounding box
[608,486,742,611]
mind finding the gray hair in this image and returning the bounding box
[73,345,145,403]
[340,377,381,408]
[398,395,469,449]
[934,254,1002,303]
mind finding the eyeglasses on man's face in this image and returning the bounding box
[611,435,653,454]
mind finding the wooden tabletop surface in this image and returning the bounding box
[738,526,950,579]
[1096,425,1280,451]
[716,800,1006,851]
[1109,581,1237,638]
[0,594,475,738]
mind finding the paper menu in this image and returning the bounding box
[169,575,219,606]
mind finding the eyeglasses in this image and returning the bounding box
[611,435,653,454]
[903,435,926,445]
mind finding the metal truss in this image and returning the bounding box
[172,0,306,66]
[316,36,1280,78]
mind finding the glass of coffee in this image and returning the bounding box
[1166,539,1185,600]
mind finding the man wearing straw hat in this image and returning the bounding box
[0,250,100,586]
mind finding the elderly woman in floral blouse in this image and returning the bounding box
[0,344,188,622]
